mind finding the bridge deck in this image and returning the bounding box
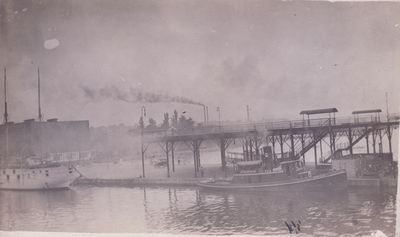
[143,114,399,142]
[145,129,257,143]
[267,121,399,135]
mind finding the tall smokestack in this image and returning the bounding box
[3,67,8,124]
[37,67,42,122]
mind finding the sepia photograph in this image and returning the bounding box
[0,0,399,236]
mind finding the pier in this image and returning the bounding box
[140,108,399,179]
[266,108,399,167]
[143,127,260,178]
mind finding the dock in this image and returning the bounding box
[74,177,207,187]
[138,108,399,180]
[76,108,399,188]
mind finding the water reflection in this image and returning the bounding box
[0,189,78,231]
[0,186,396,236]
[143,187,396,236]
[157,188,348,235]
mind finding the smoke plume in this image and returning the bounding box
[81,85,204,107]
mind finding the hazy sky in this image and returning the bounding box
[0,0,399,126]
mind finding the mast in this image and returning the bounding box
[3,67,8,167]
[3,67,8,124]
[37,67,42,122]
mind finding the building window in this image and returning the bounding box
[12,169,15,174]
[17,175,20,180]
[45,170,49,177]
[6,175,9,181]
[2,170,5,175]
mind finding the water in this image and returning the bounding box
[0,186,396,236]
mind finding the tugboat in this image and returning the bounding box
[197,159,347,191]
[0,68,79,190]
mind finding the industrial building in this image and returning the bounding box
[0,119,91,163]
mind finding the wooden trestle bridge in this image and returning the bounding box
[141,108,399,178]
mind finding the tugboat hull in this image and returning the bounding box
[197,170,347,191]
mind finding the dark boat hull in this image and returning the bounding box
[197,170,347,191]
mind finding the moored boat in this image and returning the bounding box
[0,67,80,190]
[0,163,78,190]
[198,159,347,191]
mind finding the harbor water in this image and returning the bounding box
[0,185,396,236]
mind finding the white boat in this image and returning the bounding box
[0,163,78,190]
[0,68,80,190]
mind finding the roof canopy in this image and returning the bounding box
[299,108,338,115]
[352,109,382,115]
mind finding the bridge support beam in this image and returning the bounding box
[249,138,253,160]
[290,133,295,158]
[140,142,150,178]
[347,127,353,155]
[313,132,318,167]
[171,142,175,172]
[216,137,235,170]
[329,131,335,155]
[159,141,172,177]
[320,139,323,161]
[271,135,276,163]
[279,134,284,160]
[191,140,202,177]
[220,138,227,168]
[378,129,383,153]
[197,144,201,171]
[301,133,305,165]
[166,141,170,177]
[254,135,260,160]
[245,138,249,160]
[387,125,392,154]
[365,127,370,154]
[372,129,377,153]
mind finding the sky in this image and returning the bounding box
[0,0,399,127]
